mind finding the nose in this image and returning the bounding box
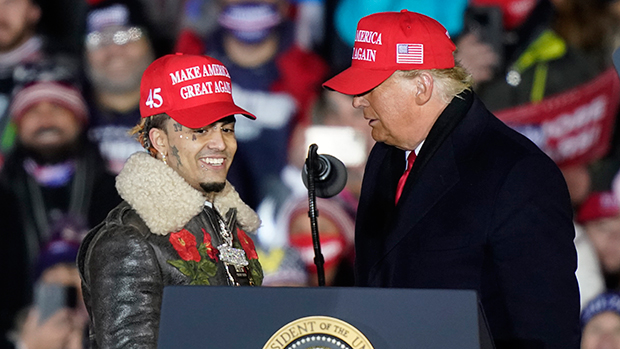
[102,42,127,55]
[352,95,369,109]
[27,102,56,125]
[206,127,226,151]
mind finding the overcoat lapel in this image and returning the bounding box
[383,140,460,256]
[371,91,473,266]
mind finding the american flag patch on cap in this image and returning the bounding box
[396,44,423,64]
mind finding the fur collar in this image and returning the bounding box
[115,152,261,236]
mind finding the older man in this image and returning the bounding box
[77,53,263,348]
[323,10,580,348]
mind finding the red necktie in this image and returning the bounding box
[395,152,416,204]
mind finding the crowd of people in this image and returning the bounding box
[1,0,620,347]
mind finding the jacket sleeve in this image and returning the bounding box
[490,154,581,348]
[86,225,163,348]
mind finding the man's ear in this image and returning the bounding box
[27,3,42,25]
[414,72,434,105]
[149,128,169,158]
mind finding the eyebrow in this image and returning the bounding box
[218,115,236,124]
[192,120,235,131]
[211,120,235,128]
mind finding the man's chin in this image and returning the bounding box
[21,141,78,164]
[200,182,226,194]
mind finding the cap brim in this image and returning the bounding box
[322,66,395,95]
[166,101,256,129]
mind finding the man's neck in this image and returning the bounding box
[223,34,279,68]
[203,190,216,203]
[96,89,141,113]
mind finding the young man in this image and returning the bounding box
[323,10,580,348]
[177,0,329,208]
[77,54,263,348]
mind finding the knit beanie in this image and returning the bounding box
[9,81,88,125]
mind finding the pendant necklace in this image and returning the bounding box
[216,215,248,268]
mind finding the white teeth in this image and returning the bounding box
[203,158,224,165]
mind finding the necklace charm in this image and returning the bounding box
[215,216,248,267]
[218,244,249,267]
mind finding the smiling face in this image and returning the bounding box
[150,115,237,200]
[18,101,82,162]
[86,26,154,94]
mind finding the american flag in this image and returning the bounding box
[396,44,424,64]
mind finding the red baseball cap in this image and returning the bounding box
[577,191,620,224]
[139,53,255,128]
[323,10,456,96]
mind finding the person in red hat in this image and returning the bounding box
[323,10,580,348]
[77,53,264,348]
[578,191,620,291]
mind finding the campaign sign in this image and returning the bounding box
[495,67,620,167]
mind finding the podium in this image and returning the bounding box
[158,286,494,349]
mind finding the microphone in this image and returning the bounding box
[302,144,348,198]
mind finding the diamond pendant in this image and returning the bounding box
[218,244,249,267]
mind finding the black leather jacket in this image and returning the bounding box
[77,152,262,348]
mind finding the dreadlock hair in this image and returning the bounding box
[130,113,171,157]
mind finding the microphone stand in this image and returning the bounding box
[306,144,326,286]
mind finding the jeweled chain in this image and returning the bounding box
[217,218,233,246]
[215,215,248,268]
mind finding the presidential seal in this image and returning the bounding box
[263,316,374,349]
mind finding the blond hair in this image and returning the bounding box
[397,65,473,104]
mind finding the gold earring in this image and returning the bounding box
[161,153,168,165]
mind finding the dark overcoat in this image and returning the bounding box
[355,91,580,348]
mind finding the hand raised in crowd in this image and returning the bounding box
[19,307,80,349]
[455,32,500,84]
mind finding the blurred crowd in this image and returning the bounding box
[2,0,620,347]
